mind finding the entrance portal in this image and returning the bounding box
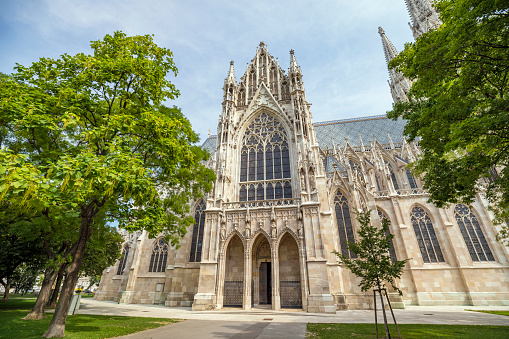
[252,234,272,307]
[259,262,272,304]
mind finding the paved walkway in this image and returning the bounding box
[77,299,509,338]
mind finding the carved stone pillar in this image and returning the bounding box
[271,246,281,310]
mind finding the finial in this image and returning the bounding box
[230,60,234,65]
[208,129,211,137]
[260,41,265,47]
[378,26,385,35]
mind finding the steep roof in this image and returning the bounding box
[201,115,407,153]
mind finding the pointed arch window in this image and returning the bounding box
[378,210,397,262]
[411,206,445,263]
[190,200,206,262]
[149,238,169,273]
[334,191,356,259]
[116,245,129,275]
[388,164,399,191]
[454,204,494,262]
[239,113,292,202]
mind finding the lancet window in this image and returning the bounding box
[388,164,400,191]
[116,245,129,275]
[149,238,169,273]
[406,169,418,189]
[410,206,445,263]
[239,113,292,202]
[190,200,206,262]
[378,210,397,262]
[334,191,356,259]
[454,204,494,262]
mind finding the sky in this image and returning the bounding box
[0,0,415,144]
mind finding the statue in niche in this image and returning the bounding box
[270,205,276,222]
[309,169,316,191]
[220,225,226,241]
[297,220,303,238]
[300,169,307,191]
[271,221,277,239]
[245,225,251,239]
[258,220,264,230]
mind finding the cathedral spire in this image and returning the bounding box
[225,60,237,86]
[378,27,399,65]
[404,0,441,39]
[289,49,300,74]
[378,27,411,103]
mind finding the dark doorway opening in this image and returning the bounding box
[259,262,272,304]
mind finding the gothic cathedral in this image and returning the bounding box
[95,0,509,312]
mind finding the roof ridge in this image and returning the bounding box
[314,114,388,126]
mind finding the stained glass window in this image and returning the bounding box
[377,210,397,262]
[116,245,129,275]
[406,170,418,189]
[149,238,169,272]
[334,191,356,259]
[190,200,206,262]
[411,206,445,263]
[454,204,494,262]
[239,113,292,201]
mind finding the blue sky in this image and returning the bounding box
[0,0,414,143]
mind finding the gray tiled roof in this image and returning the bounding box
[201,135,217,155]
[314,115,406,149]
[201,115,407,151]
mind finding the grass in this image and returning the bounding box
[467,310,509,316]
[0,297,178,339]
[306,323,509,339]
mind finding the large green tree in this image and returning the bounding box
[387,0,509,243]
[0,31,214,337]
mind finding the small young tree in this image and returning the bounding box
[335,209,409,339]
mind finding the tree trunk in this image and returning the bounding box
[43,212,95,338]
[48,265,66,308]
[1,277,12,302]
[23,267,58,320]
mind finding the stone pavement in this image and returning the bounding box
[77,299,509,338]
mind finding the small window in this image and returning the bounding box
[116,245,129,275]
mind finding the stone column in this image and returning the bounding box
[120,231,147,304]
[243,249,252,310]
[271,244,281,310]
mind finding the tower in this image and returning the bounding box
[404,0,442,39]
[378,27,412,103]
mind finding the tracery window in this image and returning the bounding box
[239,113,292,201]
[116,245,129,275]
[378,210,397,262]
[410,206,445,263]
[190,200,206,262]
[454,204,494,262]
[334,191,356,259]
[149,238,169,273]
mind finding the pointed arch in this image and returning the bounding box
[277,228,299,248]
[222,229,246,253]
[250,229,272,252]
[223,233,245,307]
[410,205,445,263]
[149,238,169,273]
[278,232,302,308]
[454,204,495,262]
[333,190,356,259]
[189,199,206,262]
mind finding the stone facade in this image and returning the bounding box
[95,1,509,312]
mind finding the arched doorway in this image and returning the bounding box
[279,233,302,308]
[252,234,272,307]
[223,235,244,307]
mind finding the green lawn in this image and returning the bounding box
[467,310,509,317]
[306,323,509,339]
[0,298,178,339]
